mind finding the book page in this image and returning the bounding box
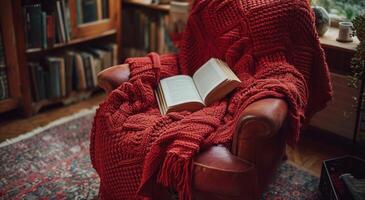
[160,75,203,107]
[192,58,227,101]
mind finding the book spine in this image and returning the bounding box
[111,44,118,66]
[76,0,83,24]
[46,15,55,47]
[24,7,32,49]
[44,70,51,99]
[65,53,74,94]
[150,20,156,52]
[29,63,40,101]
[75,53,87,90]
[143,12,149,51]
[56,1,66,43]
[0,76,6,100]
[81,53,92,89]
[54,61,61,98]
[24,4,43,49]
[59,58,66,96]
[41,12,48,49]
[38,65,46,100]
[89,55,97,87]
[61,0,71,41]
[96,0,103,20]
[47,59,61,98]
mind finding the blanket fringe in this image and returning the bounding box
[157,153,193,200]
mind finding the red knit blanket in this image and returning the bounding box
[90,0,332,199]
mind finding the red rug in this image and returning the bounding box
[0,108,320,199]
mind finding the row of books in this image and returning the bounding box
[24,0,71,49]
[23,0,109,49]
[29,44,117,102]
[122,8,176,57]
[0,32,9,101]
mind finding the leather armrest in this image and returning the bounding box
[232,98,288,152]
[231,98,288,197]
[97,64,130,94]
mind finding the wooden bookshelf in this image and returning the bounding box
[0,0,123,116]
[123,0,170,12]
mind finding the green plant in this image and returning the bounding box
[349,15,365,88]
[312,0,365,20]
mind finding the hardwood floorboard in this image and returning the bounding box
[0,93,357,176]
[0,93,105,142]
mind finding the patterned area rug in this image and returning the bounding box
[0,108,320,199]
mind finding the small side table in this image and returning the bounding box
[311,27,364,147]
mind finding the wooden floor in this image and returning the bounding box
[0,94,105,142]
[0,93,355,176]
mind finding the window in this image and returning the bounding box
[312,0,365,20]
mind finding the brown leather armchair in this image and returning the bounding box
[97,64,288,200]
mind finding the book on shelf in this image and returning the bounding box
[29,44,118,102]
[29,63,46,101]
[81,52,94,88]
[24,0,72,49]
[24,4,43,49]
[122,8,176,57]
[74,52,87,90]
[155,58,241,115]
[61,0,72,41]
[65,51,76,94]
[0,31,8,100]
[97,43,118,67]
[46,57,62,98]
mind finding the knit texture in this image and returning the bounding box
[90,0,332,199]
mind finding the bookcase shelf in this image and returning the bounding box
[0,98,19,113]
[26,29,117,54]
[31,89,97,114]
[123,0,170,12]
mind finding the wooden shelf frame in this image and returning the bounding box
[123,0,170,12]
[26,29,117,54]
[0,0,22,114]
[0,98,19,113]
[31,89,98,114]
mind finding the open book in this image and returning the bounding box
[155,58,241,115]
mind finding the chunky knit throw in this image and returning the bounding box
[90,0,332,199]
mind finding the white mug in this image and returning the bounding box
[337,22,353,42]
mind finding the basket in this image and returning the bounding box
[319,155,365,200]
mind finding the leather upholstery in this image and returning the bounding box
[193,146,255,199]
[97,64,130,94]
[97,65,288,199]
